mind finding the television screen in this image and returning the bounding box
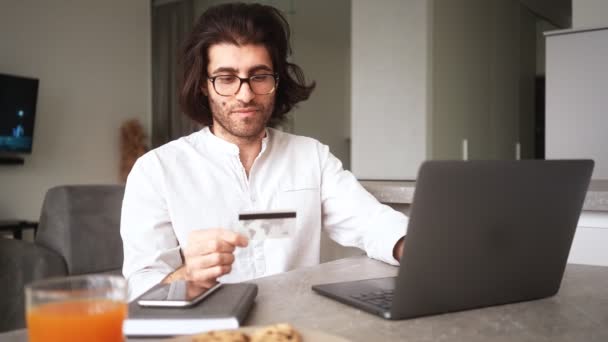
[0,73,39,154]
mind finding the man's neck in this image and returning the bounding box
[210,125,265,176]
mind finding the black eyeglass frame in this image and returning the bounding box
[207,73,279,96]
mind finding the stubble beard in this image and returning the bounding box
[209,97,274,142]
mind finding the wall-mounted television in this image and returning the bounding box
[0,73,39,154]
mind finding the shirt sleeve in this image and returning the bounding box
[120,153,183,301]
[319,143,408,266]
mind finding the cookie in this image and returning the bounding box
[250,323,302,342]
[191,330,250,342]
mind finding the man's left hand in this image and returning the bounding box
[393,236,405,261]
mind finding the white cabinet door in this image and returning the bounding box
[546,28,608,180]
[568,211,608,266]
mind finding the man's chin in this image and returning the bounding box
[212,113,269,140]
[229,123,266,139]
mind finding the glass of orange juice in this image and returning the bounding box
[25,275,127,342]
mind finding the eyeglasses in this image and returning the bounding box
[208,73,279,96]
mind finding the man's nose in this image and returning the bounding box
[235,81,255,103]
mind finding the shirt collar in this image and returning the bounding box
[200,126,270,156]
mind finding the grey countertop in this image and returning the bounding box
[361,179,608,212]
[2,256,608,341]
[246,256,608,342]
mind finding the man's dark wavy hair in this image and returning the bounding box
[179,2,315,127]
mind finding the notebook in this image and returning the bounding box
[313,160,594,320]
[123,282,257,337]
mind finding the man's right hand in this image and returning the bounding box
[165,228,248,287]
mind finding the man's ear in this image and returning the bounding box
[201,84,209,97]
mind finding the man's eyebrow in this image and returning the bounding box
[210,64,273,75]
[210,67,238,75]
[249,65,274,73]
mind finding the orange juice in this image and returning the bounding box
[27,299,127,342]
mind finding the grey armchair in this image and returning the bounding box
[0,185,125,332]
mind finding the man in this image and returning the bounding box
[121,3,407,300]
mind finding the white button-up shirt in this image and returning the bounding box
[121,127,408,300]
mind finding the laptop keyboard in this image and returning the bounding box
[350,289,394,310]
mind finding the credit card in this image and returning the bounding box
[236,210,297,240]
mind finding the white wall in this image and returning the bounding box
[0,0,151,220]
[573,0,608,28]
[290,0,351,170]
[351,0,430,180]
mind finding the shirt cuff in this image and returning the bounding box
[367,209,408,266]
[126,271,170,302]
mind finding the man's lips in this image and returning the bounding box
[232,107,259,115]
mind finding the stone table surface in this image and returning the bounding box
[2,256,608,342]
[360,179,608,211]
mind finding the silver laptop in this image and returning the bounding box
[312,160,593,320]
